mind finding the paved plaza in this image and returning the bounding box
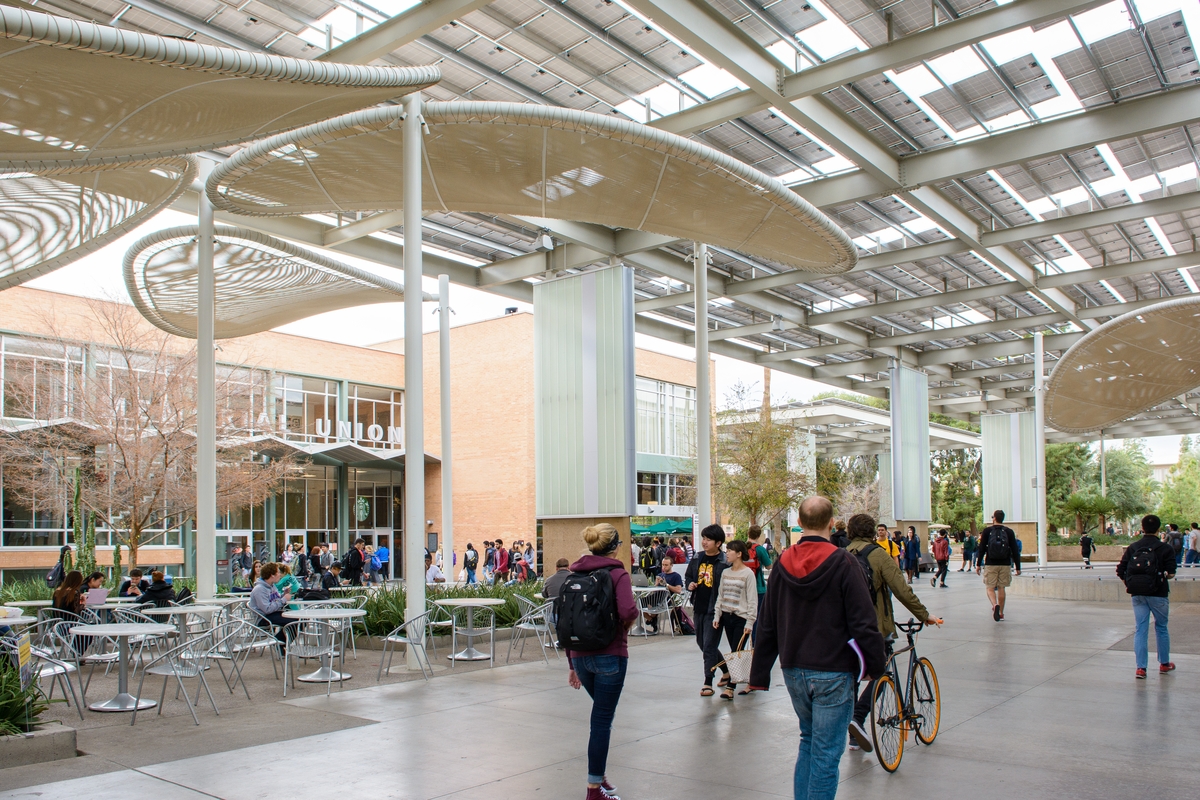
[3,575,1196,800]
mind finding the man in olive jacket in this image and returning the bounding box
[844,513,942,752]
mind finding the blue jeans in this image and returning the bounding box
[782,668,854,800]
[572,654,627,784]
[1186,550,1199,566]
[1132,596,1170,669]
[466,568,477,585]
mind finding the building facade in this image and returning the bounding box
[0,289,701,583]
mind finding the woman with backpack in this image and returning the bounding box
[561,524,638,800]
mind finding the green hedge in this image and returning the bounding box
[361,582,544,636]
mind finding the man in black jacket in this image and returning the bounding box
[749,497,885,799]
[1117,514,1176,679]
[345,539,367,586]
[976,510,1021,621]
[685,525,728,695]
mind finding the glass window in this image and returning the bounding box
[635,378,695,458]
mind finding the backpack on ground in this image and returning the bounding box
[1123,542,1164,595]
[554,567,618,651]
[852,543,883,605]
[45,562,64,588]
[986,527,1012,562]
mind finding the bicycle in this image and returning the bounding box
[870,619,941,772]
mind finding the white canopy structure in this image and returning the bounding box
[1046,296,1200,434]
[0,3,440,167]
[0,156,195,290]
[206,101,857,275]
[123,225,423,339]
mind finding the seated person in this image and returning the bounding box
[51,570,86,617]
[319,562,343,591]
[137,571,177,607]
[248,562,292,641]
[425,552,446,585]
[119,569,149,597]
[648,555,685,633]
[542,558,572,599]
[80,572,105,603]
[275,563,302,608]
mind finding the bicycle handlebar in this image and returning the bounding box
[895,619,925,633]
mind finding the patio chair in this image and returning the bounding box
[637,588,673,637]
[282,620,339,698]
[130,629,232,726]
[207,619,259,699]
[377,611,432,681]
[506,596,557,664]
[0,634,84,720]
[425,599,453,660]
[227,608,282,680]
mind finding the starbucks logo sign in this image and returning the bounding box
[355,497,371,522]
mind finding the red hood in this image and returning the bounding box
[779,538,838,579]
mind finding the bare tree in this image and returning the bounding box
[0,299,295,567]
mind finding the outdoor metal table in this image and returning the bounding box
[68,622,175,711]
[140,605,222,639]
[436,598,505,662]
[281,607,366,682]
[631,586,668,636]
[5,600,53,622]
[0,615,37,629]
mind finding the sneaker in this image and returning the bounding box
[587,787,614,800]
[993,604,1001,622]
[848,719,873,753]
[848,741,860,751]
[1135,668,1147,679]
[1160,662,1176,674]
[931,577,936,587]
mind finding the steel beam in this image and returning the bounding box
[324,211,405,247]
[984,190,1200,247]
[915,332,1082,366]
[870,312,1067,347]
[809,280,1018,325]
[319,0,492,64]
[1039,251,1200,288]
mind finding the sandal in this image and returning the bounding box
[737,688,753,695]
[717,675,731,688]
[700,686,714,697]
[720,687,735,700]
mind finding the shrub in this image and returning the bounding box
[0,655,48,735]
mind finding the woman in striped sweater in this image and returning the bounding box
[712,539,758,700]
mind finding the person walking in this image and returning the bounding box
[930,530,950,588]
[977,510,1021,621]
[746,525,774,626]
[561,524,637,800]
[685,525,728,696]
[1186,523,1200,567]
[748,497,886,800]
[959,532,976,571]
[903,527,921,584]
[875,524,901,568]
[845,513,941,753]
[1080,531,1095,569]
[464,542,479,585]
[493,538,510,584]
[1165,524,1184,569]
[1117,514,1176,679]
[711,540,757,700]
[376,541,390,581]
[345,538,367,586]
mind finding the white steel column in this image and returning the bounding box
[438,274,453,583]
[1034,332,1047,568]
[196,158,216,599]
[403,92,426,668]
[693,242,711,532]
[1099,430,1107,497]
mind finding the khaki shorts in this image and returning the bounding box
[983,565,1012,588]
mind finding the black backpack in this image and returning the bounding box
[1123,542,1163,595]
[297,587,331,601]
[986,527,1012,562]
[45,562,64,588]
[554,567,618,651]
[853,543,884,605]
[465,550,478,570]
[638,547,655,572]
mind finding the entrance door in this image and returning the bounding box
[215,532,251,588]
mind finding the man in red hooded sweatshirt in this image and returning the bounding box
[749,496,885,800]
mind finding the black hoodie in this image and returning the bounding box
[138,581,176,608]
[749,536,886,689]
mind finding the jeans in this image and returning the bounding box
[1186,550,1199,566]
[466,568,477,585]
[1131,595,1170,669]
[695,611,725,685]
[1176,550,1184,567]
[934,559,949,585]
[572,654,628,784]
[782,668,855,800]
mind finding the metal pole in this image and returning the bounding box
[403,92,426,669]
[693,242,711,535]
[1099,430,1107,497]
[195,158,216,600]
[1034,332,1047,568]
[438,274,453,583]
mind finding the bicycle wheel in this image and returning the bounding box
[870,675,904,772]
[913,656,941,745]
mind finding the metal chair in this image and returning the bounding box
[506,596,557,664]
[377,611,432,681]
[425,599,453,660]
[638,588,673,637]
[130,629,231,726]
[112,606,170,665]
[449,604,497,669]
[282,620,339,698]
[207,619,258,699]
[0,634,84,720]
[228,607,282,679]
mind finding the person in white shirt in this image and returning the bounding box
[1186,523,1200,567]
[425,552,446,584]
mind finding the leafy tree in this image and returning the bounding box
[1046,442,1095,532]
[1101,440,1155,529]
[1157,438,1200,526]
[931,449,982,532]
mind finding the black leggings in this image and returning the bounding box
[718,614,749,687]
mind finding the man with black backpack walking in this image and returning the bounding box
[977,510,1021,621]
[845,513,940,752]
[1117,514,1176,679]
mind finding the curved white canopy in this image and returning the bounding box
[1,156,194,290]
[206,101,857,274]
[0,4,439,167]
[1046,297,1200,434]
[124,225,417,339]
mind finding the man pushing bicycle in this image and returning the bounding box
[844,513,943,753]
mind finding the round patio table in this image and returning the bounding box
[140,605,223,638]
[281,607,366,682]
[0,616,38,628]
[435,598,505,662]
[68,622,175,711]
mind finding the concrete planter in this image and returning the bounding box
[1046,544,1127,562]
[0,725,77,768]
